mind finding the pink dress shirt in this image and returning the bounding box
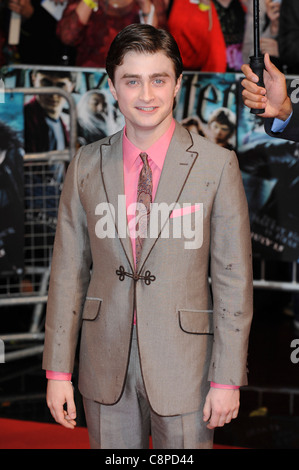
[123,119,176,262]
[46,119,238,390]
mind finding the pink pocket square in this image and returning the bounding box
[170,203,202,218]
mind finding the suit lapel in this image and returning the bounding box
[100,131,135,270]
[137,123,199,272]
[154,122,198,207]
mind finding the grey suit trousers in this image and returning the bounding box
[83,327,214,449]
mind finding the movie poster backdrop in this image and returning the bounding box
[1,65,299,264]
[0,90,24,276]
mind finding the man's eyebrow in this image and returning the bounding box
[121,74,141,79]
[150,72,171,79]
[120,72,171,79]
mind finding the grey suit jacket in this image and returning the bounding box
[42,122,253,417]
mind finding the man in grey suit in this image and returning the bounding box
[241,52,299,142]
[43,24,253,449]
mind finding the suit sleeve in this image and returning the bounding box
[209,151,253,387]
[42,148,92,374]
[265,101,299,142]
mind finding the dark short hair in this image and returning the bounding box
[106,24,183,83]
[32,69,76,83]
[208,108,236,136]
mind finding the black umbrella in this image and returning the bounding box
[250,0,265,114]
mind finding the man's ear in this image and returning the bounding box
[174,74,182,98]
[108,78,118,101]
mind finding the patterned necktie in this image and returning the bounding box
[135,152,152,271]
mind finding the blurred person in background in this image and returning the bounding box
[56,0,167,67]
[167,0,227,72]
[212,0,246,72]
[77,89,111,145]
[242,0,282,70]
[206,107,236,150]
[24,69,75,153]
[3,0,75,65]
[278,0,299,74]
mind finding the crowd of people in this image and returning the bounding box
[1,0,295,74]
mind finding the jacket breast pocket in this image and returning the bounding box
[178,309,213,335]
[82,297,102,321]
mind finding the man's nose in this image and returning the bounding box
[139,83,154,101]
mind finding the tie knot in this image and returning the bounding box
[139,152,148,165]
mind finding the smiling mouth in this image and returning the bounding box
[136,106,157,111]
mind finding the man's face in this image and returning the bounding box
[88,93,107,117]
[32,72,74,119]
[108,51,182,139]
[209,121,231,145]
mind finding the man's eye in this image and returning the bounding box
[56,82,68,89]
[41,79,53,87]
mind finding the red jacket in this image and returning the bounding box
[168,0,226,72]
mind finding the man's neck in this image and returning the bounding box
[125,118,174,151]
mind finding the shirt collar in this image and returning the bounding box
[123,119,176,172]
